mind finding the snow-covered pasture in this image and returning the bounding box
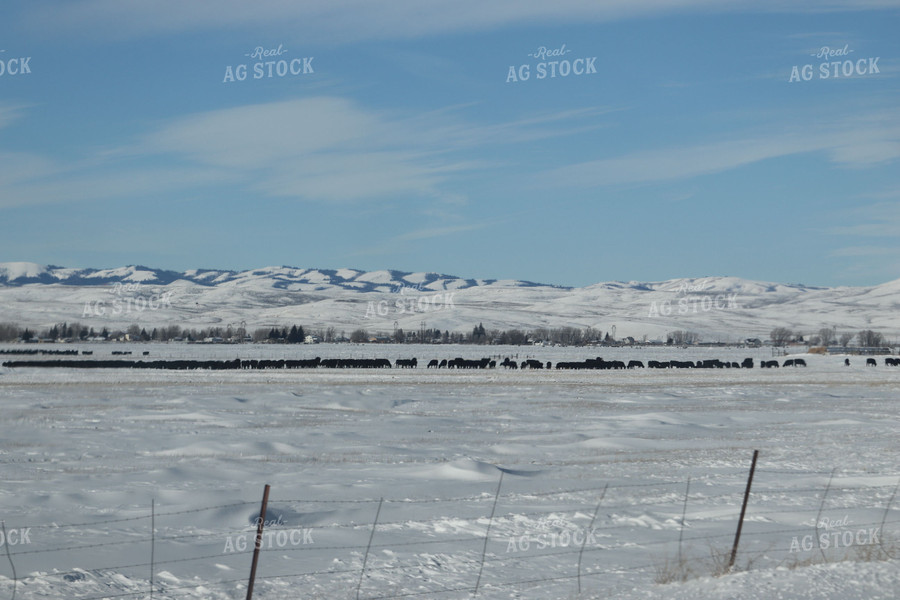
[0,345,898,599]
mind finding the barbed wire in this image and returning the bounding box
[1,471,897,599]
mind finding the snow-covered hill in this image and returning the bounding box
[0,262,897,342]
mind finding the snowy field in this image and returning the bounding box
[1,344,898,599]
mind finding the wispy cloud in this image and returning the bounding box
[393,223,486,242]
[0,103,28,130]
[540,108,900,188]
[827,202,900,237]
[829,245,898,257]
[0,97,623,210]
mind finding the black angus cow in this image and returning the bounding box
[627,360,644,369]
[521,359,543,369]
[670,360,694,369]
[845,358,851,366]
[761,360,779,368]
[886,357,899,366]
[427,359,439,368]
[448,357,491,369]
[783,358,806,367]
[395,358,417,368]
[867,358,877,367]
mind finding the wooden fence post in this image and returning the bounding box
[728,450,759,571]
[246,484,271,600]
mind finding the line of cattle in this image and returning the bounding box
[4,356,899,371]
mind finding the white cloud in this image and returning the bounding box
[829,245,898,257]
[138,97,468,203]
[827,202,900,237]
[0,95,620,210]
[541,109,900,188]
[0,104,27,130]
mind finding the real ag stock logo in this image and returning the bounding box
[222,515,314,553]
[647,282,740,318]
[223,43,314,83]
[364,285,456,319]
[504,515,599,553]
[0,525,32,547]
[789,514,880,553]
[506,44,597,83]
[788,44,880,82]
[0,49,32,77]
[82,283,175,318]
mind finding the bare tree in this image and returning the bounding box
[818,327,835,346]
[857,330,884,347]
[350,329,369,343]
[668,331,699,345]
[839,332,853,347]
[0,322,20,342]
[770,327,793,346]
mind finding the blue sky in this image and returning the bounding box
[1,0,898,288]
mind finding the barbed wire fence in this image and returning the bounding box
[0,458,898,599]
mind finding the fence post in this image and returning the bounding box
[814,468,837,563]
[577,483,608,595]
[728,450,758,571]
[473,470,504,597]
[356,497,384,600]
[246,484,271,600]
[879,479,900,555]
[678,477,691,566]
[150,498,155,600]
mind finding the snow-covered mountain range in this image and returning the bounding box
[1,262,898,342]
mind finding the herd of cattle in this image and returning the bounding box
[3,353,899,370]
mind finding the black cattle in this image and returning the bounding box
[395,358,418,368]
[845,358,851,366]
[427,359,439,368]
[867,358,877,367]
[627,360,644,369]
[886,357,899,366]
[760,360,779,368]
[782,358,806,367]
[521,359,543,369]
[697,359,727,369]
[319,358,391,369]
[669,360,694,369]
[448,357,491,369]
[648,360,670,369]
[741,358,753,368]
[439,359,447,368]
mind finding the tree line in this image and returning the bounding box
[769,327,890,348]
[0,320,893,348]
